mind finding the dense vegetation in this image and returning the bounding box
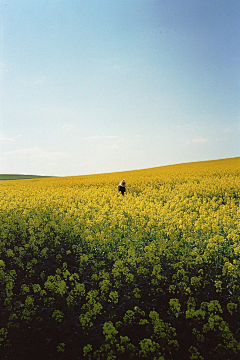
[0,157,240,359]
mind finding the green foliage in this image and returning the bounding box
[0,158,240,359]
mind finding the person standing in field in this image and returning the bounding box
[117,179,127,196]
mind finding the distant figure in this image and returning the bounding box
[117,179,127,196]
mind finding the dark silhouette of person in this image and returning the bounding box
[117,179,127,196]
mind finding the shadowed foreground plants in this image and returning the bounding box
[0,157,240,359]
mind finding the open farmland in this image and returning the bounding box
[0,175,53,181]
[0,157,240,359]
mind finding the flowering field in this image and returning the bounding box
[0,157,240,359]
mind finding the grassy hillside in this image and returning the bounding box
[0,174,53,181]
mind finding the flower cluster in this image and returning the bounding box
[0,157,240,359]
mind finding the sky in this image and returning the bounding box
[0,0,239,176]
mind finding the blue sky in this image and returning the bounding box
[0,0,239,176]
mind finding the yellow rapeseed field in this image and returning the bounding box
[0,157,240,359]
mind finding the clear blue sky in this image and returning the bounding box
[1,0,239,176]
